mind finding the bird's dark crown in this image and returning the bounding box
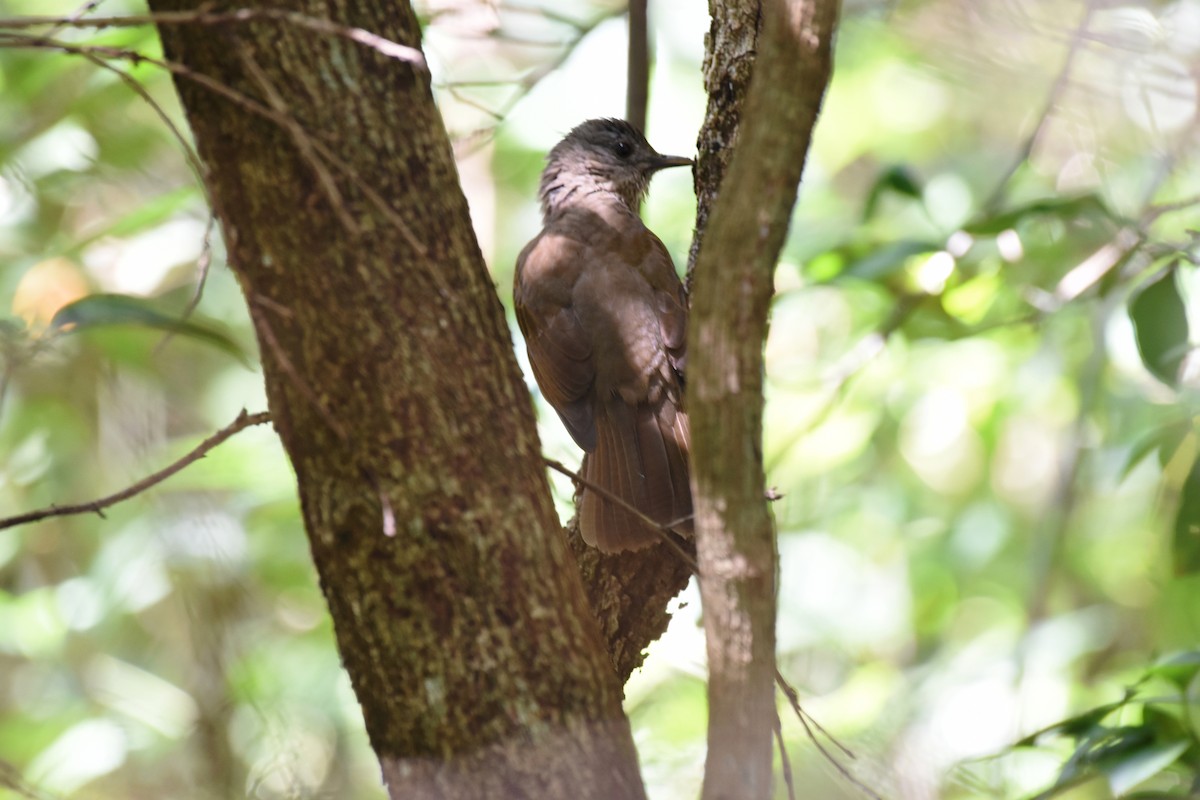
[538,118,690,219]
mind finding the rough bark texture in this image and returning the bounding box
[687,0,761,279]
[567,522,695,682]
[149,2,646,798]
[688,1,839,799]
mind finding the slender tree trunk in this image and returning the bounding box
[149,2,646,797]
[689,1,839,798]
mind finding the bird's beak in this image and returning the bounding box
[648,153,694,172]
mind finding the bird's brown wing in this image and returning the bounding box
[578,228,692,552]
[514,232,597,452]
[641,234,689,381]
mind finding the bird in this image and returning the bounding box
[513,118,694,552]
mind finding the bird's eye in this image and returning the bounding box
[613,140,633,158]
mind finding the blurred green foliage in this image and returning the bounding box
[2,0,1200,798]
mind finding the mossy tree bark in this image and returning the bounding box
[149,1,646,797]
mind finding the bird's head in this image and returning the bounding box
[539,118,692,218]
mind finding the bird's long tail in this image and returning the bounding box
[579,397,692,552]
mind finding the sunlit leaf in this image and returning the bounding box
[1014,699,1129,747]
[1131,266,1190,387]
[1121,419,1193,480]
[1148,651,1200,689]
[1104,740,1189,796]
[49,293,246,364]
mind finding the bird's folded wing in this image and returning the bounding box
[515,236,598,451]
[640,235,689,380]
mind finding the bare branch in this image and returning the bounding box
[543,457,696,570]
[0,8,426,68]
[0,30,427,256]
[0,410,271,532]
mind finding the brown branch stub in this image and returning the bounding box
[0,410,272,532]
[688,1,840,798]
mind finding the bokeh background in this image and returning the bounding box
[2,0,1200,797]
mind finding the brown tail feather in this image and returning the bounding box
[580,398,692,552]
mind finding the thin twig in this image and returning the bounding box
[69,46,219,341]
[777,668,883,800]
[444,7,620,150]
[66,46,205,180]
[774,711,797,800]
[0,31,428,256]
[542,457,697,570]
[0,8,426,68]
[775,668,855,760]
[0,410,271,532]
[235,39,359,234]
[983,2,1093,212]
[181,214,216,321]
[154,214,218,357]
[42,0,107,40]
[252,298,348,441]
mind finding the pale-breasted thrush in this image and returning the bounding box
[514,118,693,552]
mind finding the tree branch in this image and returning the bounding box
[625,0,649,133]
[0,410,272,532]
[0,8,426,67]
[688,1,839,798]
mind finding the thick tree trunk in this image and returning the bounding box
[149,2,646,797]
[689,1,839,798]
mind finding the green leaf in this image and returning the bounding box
[863,164,924,220]
[1131,266,1190,388]
[49,293,247,365]
[1148,651,1200,689]
[1174,454,1200,574]
[1121,420,1194,480]
[1014,699,1131,747]
[1104,740,1190,795]
[842,240,940,282]
[963,193,1112,235]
